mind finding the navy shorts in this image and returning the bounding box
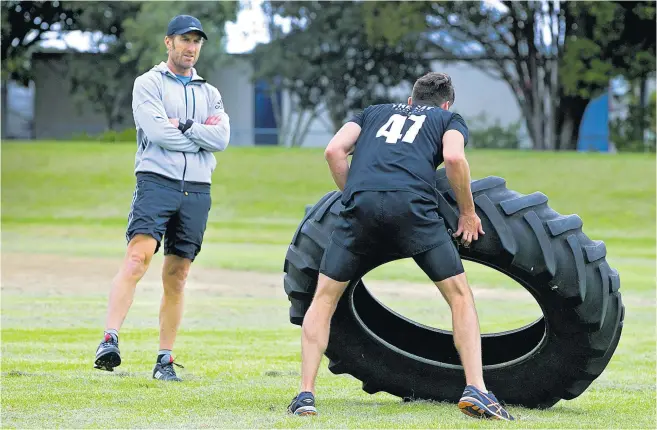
[319,191,464,282]
[126,172,212,261]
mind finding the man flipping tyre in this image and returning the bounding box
[287,72,514,421]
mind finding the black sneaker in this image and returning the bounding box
[94,333,121,372]
[458,385,515,421]
[152,355,183,381]
[287,391,317,416]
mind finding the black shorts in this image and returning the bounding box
[125,172,212,261]
[319,190,464,282]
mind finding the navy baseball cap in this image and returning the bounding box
[167,15,208,40]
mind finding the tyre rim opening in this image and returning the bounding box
[352,261,548,368]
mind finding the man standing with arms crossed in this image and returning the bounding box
[94,15,230,381]
[287,73,514,420]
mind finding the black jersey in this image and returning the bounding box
[342,103,469,203]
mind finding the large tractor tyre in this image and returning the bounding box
[283,169,624,409]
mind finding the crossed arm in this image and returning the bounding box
[167,113,229,152]
[177,87,230,152]
[132,76,230,153]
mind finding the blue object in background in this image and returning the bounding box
[254,79,281,145]
[577,92,609,152]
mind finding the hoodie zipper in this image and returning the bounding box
[168,70,206,192]
[191,88,196,118]
[176,74,189,192]
[182,82,188,192]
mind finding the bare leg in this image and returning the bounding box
[105,234,157,331]
[434,272,486,392]
[300,273,349,394]
[159,255,191,351]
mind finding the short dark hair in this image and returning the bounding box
[411,72,455,107]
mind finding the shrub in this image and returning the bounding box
[70,128,137,143]
[610,87,656,153]
[466,113,522,149]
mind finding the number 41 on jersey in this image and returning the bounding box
[376,114,427,144]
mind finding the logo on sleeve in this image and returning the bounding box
[215,99,223,110]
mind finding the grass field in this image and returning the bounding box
[2,142,656,428]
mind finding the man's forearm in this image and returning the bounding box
[186,120,230,152]
[445,158,475,215]
[327,155,350,191]
[134,106,199,152]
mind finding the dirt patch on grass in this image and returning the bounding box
[1,252,535,302]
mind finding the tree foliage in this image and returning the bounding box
[2,1,238,131]
[64,2,143,129]
[3,0,654,147]
[1,0,84,84]
[253,0,431,146]
[122,1,238,75]
[560,1,655,98]
[362,1,656,151]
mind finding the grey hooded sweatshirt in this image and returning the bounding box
[131,62,230,185]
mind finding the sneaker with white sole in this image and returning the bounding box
[287,391,317,416]
[94,333,121,372]
[458,385,515,421]
[152,354,183,382]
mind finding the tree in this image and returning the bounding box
[66,53,136,130]
[610,87,656,152]
[606,1,655,146]
[1,0,84,85]
[559,1,655,150]
[122,1,238,75]
[252,35,323,147]
[363,1,656,151]
[253,1,431,146]
[64,2,143,130]
[364,1,569,150]
[65,1,237,131]
[1,0,85,136]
